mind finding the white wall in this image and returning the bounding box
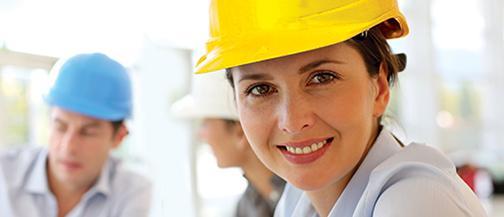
[393,0,441,146]
[129,38,197,217]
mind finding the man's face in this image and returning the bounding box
[198,118,246,168]
[47,107,124,188]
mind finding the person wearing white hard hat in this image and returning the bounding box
[172,71,285,217]
[0,53,152,217]
[194,0,487,216]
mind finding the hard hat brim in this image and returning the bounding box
[195,12,408,74]
[45,92,132,121]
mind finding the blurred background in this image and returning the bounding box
[0,0,503,216]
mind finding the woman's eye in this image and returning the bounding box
[309,72,338,85]
[247,84,276,97]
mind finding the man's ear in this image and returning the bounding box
[112,124,128,149]
[373,62,391,118]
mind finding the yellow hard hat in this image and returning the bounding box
[195,0,409,74]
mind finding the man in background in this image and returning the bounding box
[0,53,151,217]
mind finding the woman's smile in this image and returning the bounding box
[276,137,334,164]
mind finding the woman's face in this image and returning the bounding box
[231,42,390,190]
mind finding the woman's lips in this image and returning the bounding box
[277,137,333,164]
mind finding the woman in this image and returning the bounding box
[194,0,487,216]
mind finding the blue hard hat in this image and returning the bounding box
[45,53,133,121]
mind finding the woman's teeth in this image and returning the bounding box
[285,139,327,154]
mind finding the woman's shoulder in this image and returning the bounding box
[369,142,458,185]
[372,176,486,217]
[377,142,455,172]
[363,143,487,217]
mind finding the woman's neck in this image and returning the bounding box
[307,125,381,216]
[306,168,354,216]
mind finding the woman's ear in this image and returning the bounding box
[373,63,390,117]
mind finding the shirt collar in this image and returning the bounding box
[328,128,402,216]
[88,159,111,197]
[24,150,112,197]
[24,149,50,194]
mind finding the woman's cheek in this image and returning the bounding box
[240,104,273,148]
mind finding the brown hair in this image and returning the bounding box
[346,25,405,86]
[111,120,124,135]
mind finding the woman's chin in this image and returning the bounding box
[287,174,329,191]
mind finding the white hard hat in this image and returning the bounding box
[171,70,238,120]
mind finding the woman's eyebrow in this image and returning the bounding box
[237,59,344,83]
[238,73,274,83]
[298,59,344,74]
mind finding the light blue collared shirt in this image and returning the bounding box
[0,147,152,217]
[275,129,487,217]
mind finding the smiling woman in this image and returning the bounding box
[231,42,388,192]
[195,0,488,216]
